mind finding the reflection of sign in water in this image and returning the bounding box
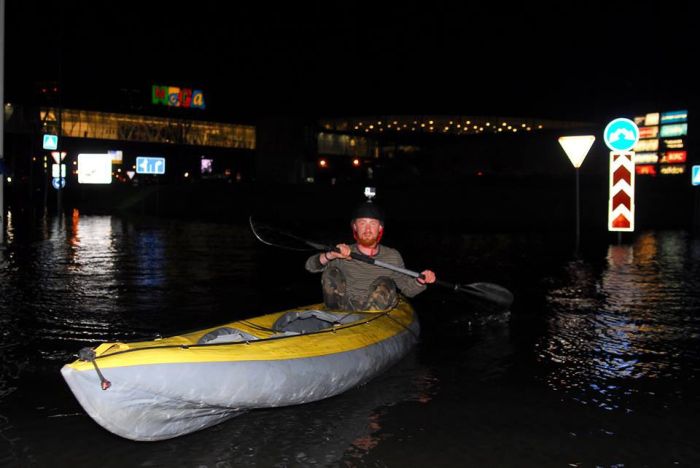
[604,118,640,152]
[609,152,635,231]
[136,157,166,175]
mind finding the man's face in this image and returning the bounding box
[353,217,382,247]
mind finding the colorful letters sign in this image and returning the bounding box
[152,85,206,109]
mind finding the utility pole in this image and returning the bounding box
[1,0,6,245]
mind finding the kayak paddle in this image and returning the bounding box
[249,217,514,312]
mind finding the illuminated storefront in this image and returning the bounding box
[40,108,255,149]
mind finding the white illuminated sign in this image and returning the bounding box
[78,154,112,184]
[645,112,660,126]
[51,164,66,178]
[634,153,659,164]
[558,135,595,168]
[633,139,659,152]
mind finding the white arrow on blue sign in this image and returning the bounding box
[692,165,700,186]
[136,157,166,175]
[604,118,639,152]
[51,177,66,190]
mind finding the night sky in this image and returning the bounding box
[5,1,696,121]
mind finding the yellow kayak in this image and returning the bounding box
[61,298,419,441]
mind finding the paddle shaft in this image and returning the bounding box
[333,249,455,289]
[248,218,513,309]
[330,248,509,302]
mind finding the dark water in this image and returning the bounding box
[1,210,699,467]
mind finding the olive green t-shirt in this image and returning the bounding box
[305,244,426,305]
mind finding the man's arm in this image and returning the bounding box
[305,253,326,273]
[380,248,428,298]
[305,244,352,273]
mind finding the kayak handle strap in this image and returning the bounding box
[78,347,112,390]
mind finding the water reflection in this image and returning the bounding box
[3,352,436,467]
[540,231,700,410]
[3,215,700,466]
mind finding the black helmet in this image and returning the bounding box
[352,202,384,225]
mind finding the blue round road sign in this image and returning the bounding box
[52,177,66,190]
[604,118,639,152]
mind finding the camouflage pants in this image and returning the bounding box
[322,266,397,311]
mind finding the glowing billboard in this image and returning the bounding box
[152,85,206,109]
[636,165,657,176]
[660,110,687,124]
[633,139,659,152]
[644,113,660,125]
[659,123,688,138]
[660,165,685,175]
[659,150,687,164]
[638,126,659,138]
[78,154,112,184]
[634,153,659,164]
[663,139,685,149]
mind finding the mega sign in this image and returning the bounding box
[152,85,206,109]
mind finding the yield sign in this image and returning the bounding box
[51,151,67,164]
[608,152,635,232]
[558,135,595,168]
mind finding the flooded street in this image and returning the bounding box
[1,210,699,466]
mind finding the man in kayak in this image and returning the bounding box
[305,202,436,310]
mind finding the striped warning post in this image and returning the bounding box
[608,152,635,231]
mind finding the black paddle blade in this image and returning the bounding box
[249,217,318,252]
[456,282,514,311]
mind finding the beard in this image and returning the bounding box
[356,231,380,247]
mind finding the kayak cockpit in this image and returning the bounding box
[197,310,365,344]
[272,310,365,334]
[197,327,260,344]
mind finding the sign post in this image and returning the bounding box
[0,0,5,245]
[558,135,596,250]
[604,118,639,238]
